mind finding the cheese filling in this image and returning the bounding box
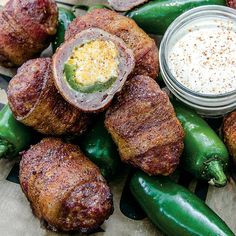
[64,40,119,92]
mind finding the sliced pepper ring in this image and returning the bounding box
[52,28,135,113]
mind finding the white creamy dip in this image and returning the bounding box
[168,19,236,95]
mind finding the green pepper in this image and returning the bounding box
[79,114,121,179]
[130,171,234,236]
[52,7,76,53]
[0,104,34,159]
[173,101,229,187]
[127,0,226,35]
[64,64,117,94]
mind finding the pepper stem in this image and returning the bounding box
[0,144,8,158]
[206,160,227,187]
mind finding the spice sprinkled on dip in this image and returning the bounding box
[168,19,236,95]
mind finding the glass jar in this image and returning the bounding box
[159,5,236,117]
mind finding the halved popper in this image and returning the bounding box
[65,9,159,79]
[53,28,135,113]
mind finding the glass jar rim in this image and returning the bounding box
[160,5,236,99]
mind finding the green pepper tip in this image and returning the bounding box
[206,160,227,187]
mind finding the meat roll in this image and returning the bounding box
[108,0,149,11]
[223,111,236,164]
[0,0,58,67]
[227,0,236,9]
[8,58,89,136]
[65,9,159,79]
[105,75,184,176]
[20,138,113,233]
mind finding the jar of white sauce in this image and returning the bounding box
[160,5,236,117]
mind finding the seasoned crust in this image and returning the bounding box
[8,58,90,136]
[0,0,58,67]
[105,75,184,175]
[20,138,113,233]
[4,0,58,42]
[0,11,43,67]
[60,181,113,233]
[7,58,48,117]
[227,0,236,9]
[65,9,159,79]
[223,111,236,163]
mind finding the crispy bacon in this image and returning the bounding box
[223,111,236,164]
[8,58,90,136]
[105,75,184,175]
[20,138,113,233]
[0,0,58,67]
[227,0,236,9]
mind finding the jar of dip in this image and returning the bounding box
[159,5,236,117]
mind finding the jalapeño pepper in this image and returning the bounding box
[127,0,226,35]
[173,101,229,187]
[130,171,234,236]
[64,64,117,94]
[52,7,76,52]
[79,114,121,180]
[0,104,33,159]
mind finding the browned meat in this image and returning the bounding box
[8,58,90,136]
[65,9,159,79]
[108,0,149,11]
[227,0,236,9]
[20,138,113,233]
[105,75,184,175]
[0,0,58,67]
[223,111,236,163]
